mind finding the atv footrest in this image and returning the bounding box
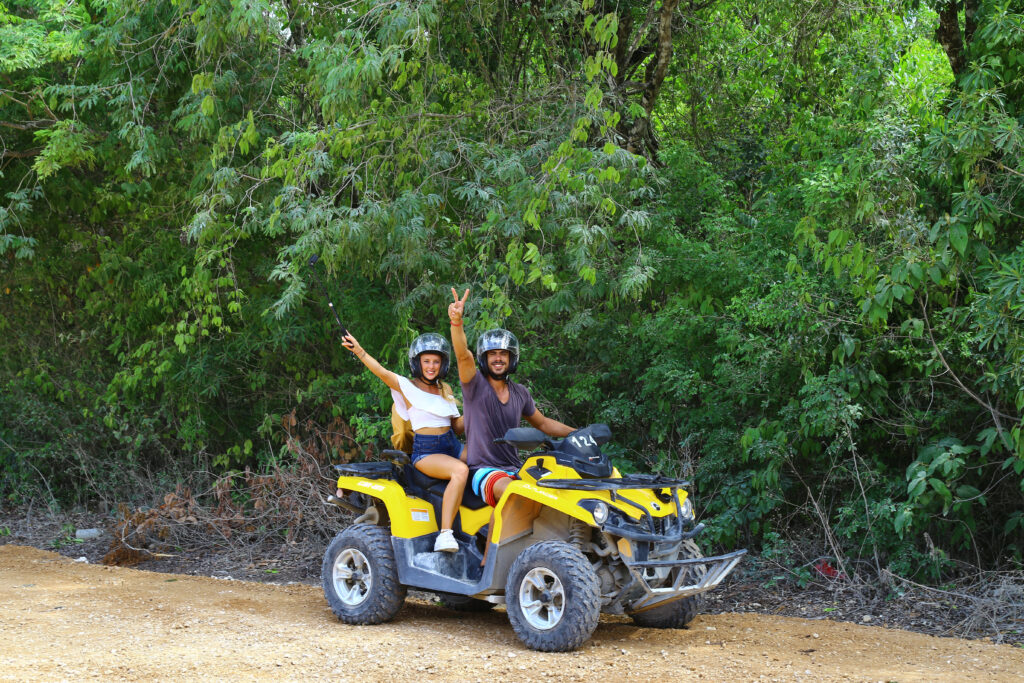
[392,535,493,596]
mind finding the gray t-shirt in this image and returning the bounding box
[462,371,536,469]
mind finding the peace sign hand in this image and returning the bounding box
[449,287,469,324]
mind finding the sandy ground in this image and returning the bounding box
[1,545,1023,682]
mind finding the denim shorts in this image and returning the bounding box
[411,429,464,464]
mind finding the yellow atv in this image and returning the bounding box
[322,424,746,652]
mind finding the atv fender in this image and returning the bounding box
[335,475,438,539]
[492,481,598,542]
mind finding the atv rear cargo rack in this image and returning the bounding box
[332,461,399,480]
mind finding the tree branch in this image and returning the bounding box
[921,295,1017,453]
[2,148,41,158]
[0,121,54,131]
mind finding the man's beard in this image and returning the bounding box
[485,367,508,381]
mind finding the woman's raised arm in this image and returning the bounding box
[342,332,401,392]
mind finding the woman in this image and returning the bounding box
[342,331,468,553]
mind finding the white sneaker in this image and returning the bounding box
[434,529,458,553]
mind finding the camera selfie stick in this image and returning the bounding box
[306,254,348,338]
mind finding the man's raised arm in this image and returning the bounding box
[448,287,476,385]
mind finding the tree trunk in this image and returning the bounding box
[934,0,965,80]
[626,0,681,156]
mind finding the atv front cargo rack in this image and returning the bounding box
[536,474,690,491]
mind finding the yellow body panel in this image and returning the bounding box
[336,454,688,542]
[336,475,437,538]
[492,479,590,539]
[336,475,494,538]
[457,506,491,535]
[490,455,688,540]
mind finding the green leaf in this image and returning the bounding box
[950,224,968,255]
[928,478,952,511]
[894,508,913,538]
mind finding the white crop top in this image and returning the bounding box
[391,376,460,431]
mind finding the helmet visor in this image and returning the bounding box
[409,333,451,362]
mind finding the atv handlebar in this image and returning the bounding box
[496,424,613,452]
[494,427,551,450]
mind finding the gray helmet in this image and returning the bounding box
[475,329,519,378]
[408,333,451,383]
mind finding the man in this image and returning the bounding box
[448,288,574,507]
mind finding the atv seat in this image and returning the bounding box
[403,465,488,512]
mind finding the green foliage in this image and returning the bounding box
[49,522,82,548]
[707,0,1024,573]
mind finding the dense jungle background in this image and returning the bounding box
[2,0,1023,587]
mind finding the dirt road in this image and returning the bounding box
[1,545,1022,681]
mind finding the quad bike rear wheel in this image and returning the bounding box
[322,524,407,624]
[505,541,601,652]
[630,539,706,629]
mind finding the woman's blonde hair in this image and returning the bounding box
[439,381,460,406]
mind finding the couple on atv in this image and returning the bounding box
[341,288,575,554]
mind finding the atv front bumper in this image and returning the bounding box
[623,549,747,612]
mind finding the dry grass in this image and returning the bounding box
[103,417,363,567]
[881,568,1024,644]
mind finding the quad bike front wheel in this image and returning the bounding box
[505,541,601,652]
[630,538,707,629]
[322,524,407,624]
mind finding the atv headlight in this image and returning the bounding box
[680,496,695,521]
[592,501,609,524]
